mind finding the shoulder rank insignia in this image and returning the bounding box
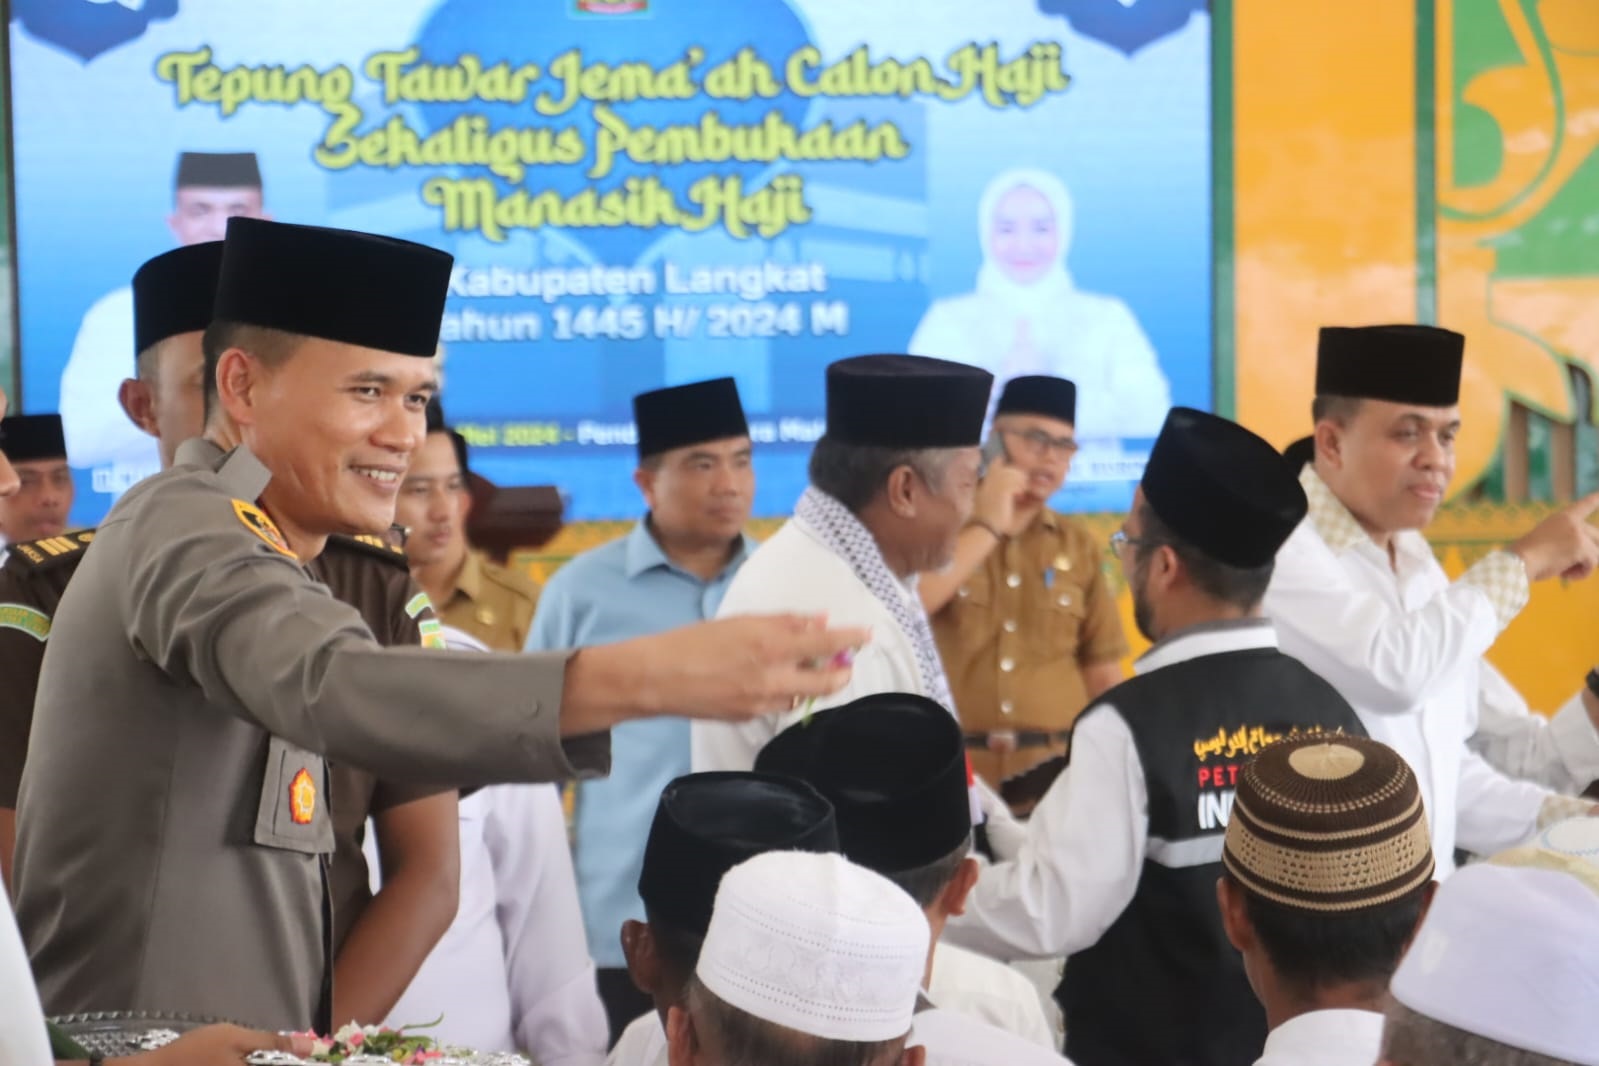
[327,528,410,568]
[5,529,96,572]
[232,500,296,559]
[288,767,317,825]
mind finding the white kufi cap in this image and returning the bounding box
[695,850,929,1043]
[1390,818,1599,1065]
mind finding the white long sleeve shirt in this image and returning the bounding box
[366,785,607,1065]
[946,623,1281,960]
[1471,661,1599,795]
[1265,466,1554,876]
[692,518,930,772]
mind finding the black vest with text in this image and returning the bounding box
[1057,642,1367,1066]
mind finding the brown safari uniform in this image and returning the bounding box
[932,509,1128,786]
[433,548,540,653]
[11,440,608,1033]
[0,446,450,953]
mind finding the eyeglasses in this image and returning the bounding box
[1003,427,1079,459]
[1108,528,1156,556]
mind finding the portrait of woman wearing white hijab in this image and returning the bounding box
[909,167,1172,441]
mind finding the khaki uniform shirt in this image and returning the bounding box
[932,510,1127,785]
[13,441,608,1032]
[435,550,540,653]
[0,498,450,954]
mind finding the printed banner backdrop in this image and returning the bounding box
[10,0,1211,524]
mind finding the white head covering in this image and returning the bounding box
[695,850,929,1043]
[1390,818,1599,1065]
[974,167,1075,320]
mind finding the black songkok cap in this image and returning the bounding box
[0,414,66,462]
[175,151,262,189]
[826,355,993,448]
[132,242,224,355]
[995,375,1076,425]
[1315,325,1464,407]
[1282,435,1315,473]
[755,693,971,874]
[214,217,452,357]
[638,772,839,935]
[633,377,749,460]
[1141,407,1308,569]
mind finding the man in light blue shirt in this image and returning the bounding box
[524,376,756,1045]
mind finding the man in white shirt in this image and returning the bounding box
[755,693,1056,1048]
[1381,818,1599,1065]
[946,407,1367,1066]
[693,354,993,772]
[59,151,268,497]
[609,770,841,1066]
[364,623,606,1065]
[1217,733,1437,1066]
[1266,324,1599,878]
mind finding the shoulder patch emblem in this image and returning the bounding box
[0,603,51,642]
[5,530,96,572]
[404,591,447,648]
[232,500,296,559]
[289,767,317,825]
[404,592,434,619]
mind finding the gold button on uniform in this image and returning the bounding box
[475,606,497,626]
[1003,619,1018,633]
[1006,573,1021,589]
[1000,657,1015,672]
[1000,699,1015,715]
[1057,594,1071,607]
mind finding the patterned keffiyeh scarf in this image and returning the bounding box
[794,486,959,718]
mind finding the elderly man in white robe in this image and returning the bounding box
[692,354,992,773]
[1265,324,1599,880]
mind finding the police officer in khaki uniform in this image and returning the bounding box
[923,376,1128,791]
[398,402,539,653]
[0,241,460,1028]
[12,218,866,1034]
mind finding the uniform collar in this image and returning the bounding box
[1034,507,1061,533]
[1134,617,1278,676]
[452,548,488,605]
[175,437,270,500]
[1300,465,1372,555]
[623,514,753,580]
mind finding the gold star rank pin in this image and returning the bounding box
[289,767,317,825]
[233,499,297,559]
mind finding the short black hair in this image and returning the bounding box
[883,834,972,910]
[1227,869,1425,995]
[1134,497,1275,610]
[200,319,305,421]
[1312,395,1363,425]
[686,977,907,1066]
[807,435,955,514]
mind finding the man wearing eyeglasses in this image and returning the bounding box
[924,376,1128,792]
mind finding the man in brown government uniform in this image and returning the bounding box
[11,217,866,1036]
[923,375,1128,792]
[397,400,540,652]
[0,240,464,1029]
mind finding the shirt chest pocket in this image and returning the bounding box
[253,736,335,855]
[948,570,997,641]
[1023,572,1090,656]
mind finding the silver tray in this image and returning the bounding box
[49,1012,228,1056]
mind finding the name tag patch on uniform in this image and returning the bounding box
[0,603,51,642]
[232,499,296,558]
[289,767,317,824]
